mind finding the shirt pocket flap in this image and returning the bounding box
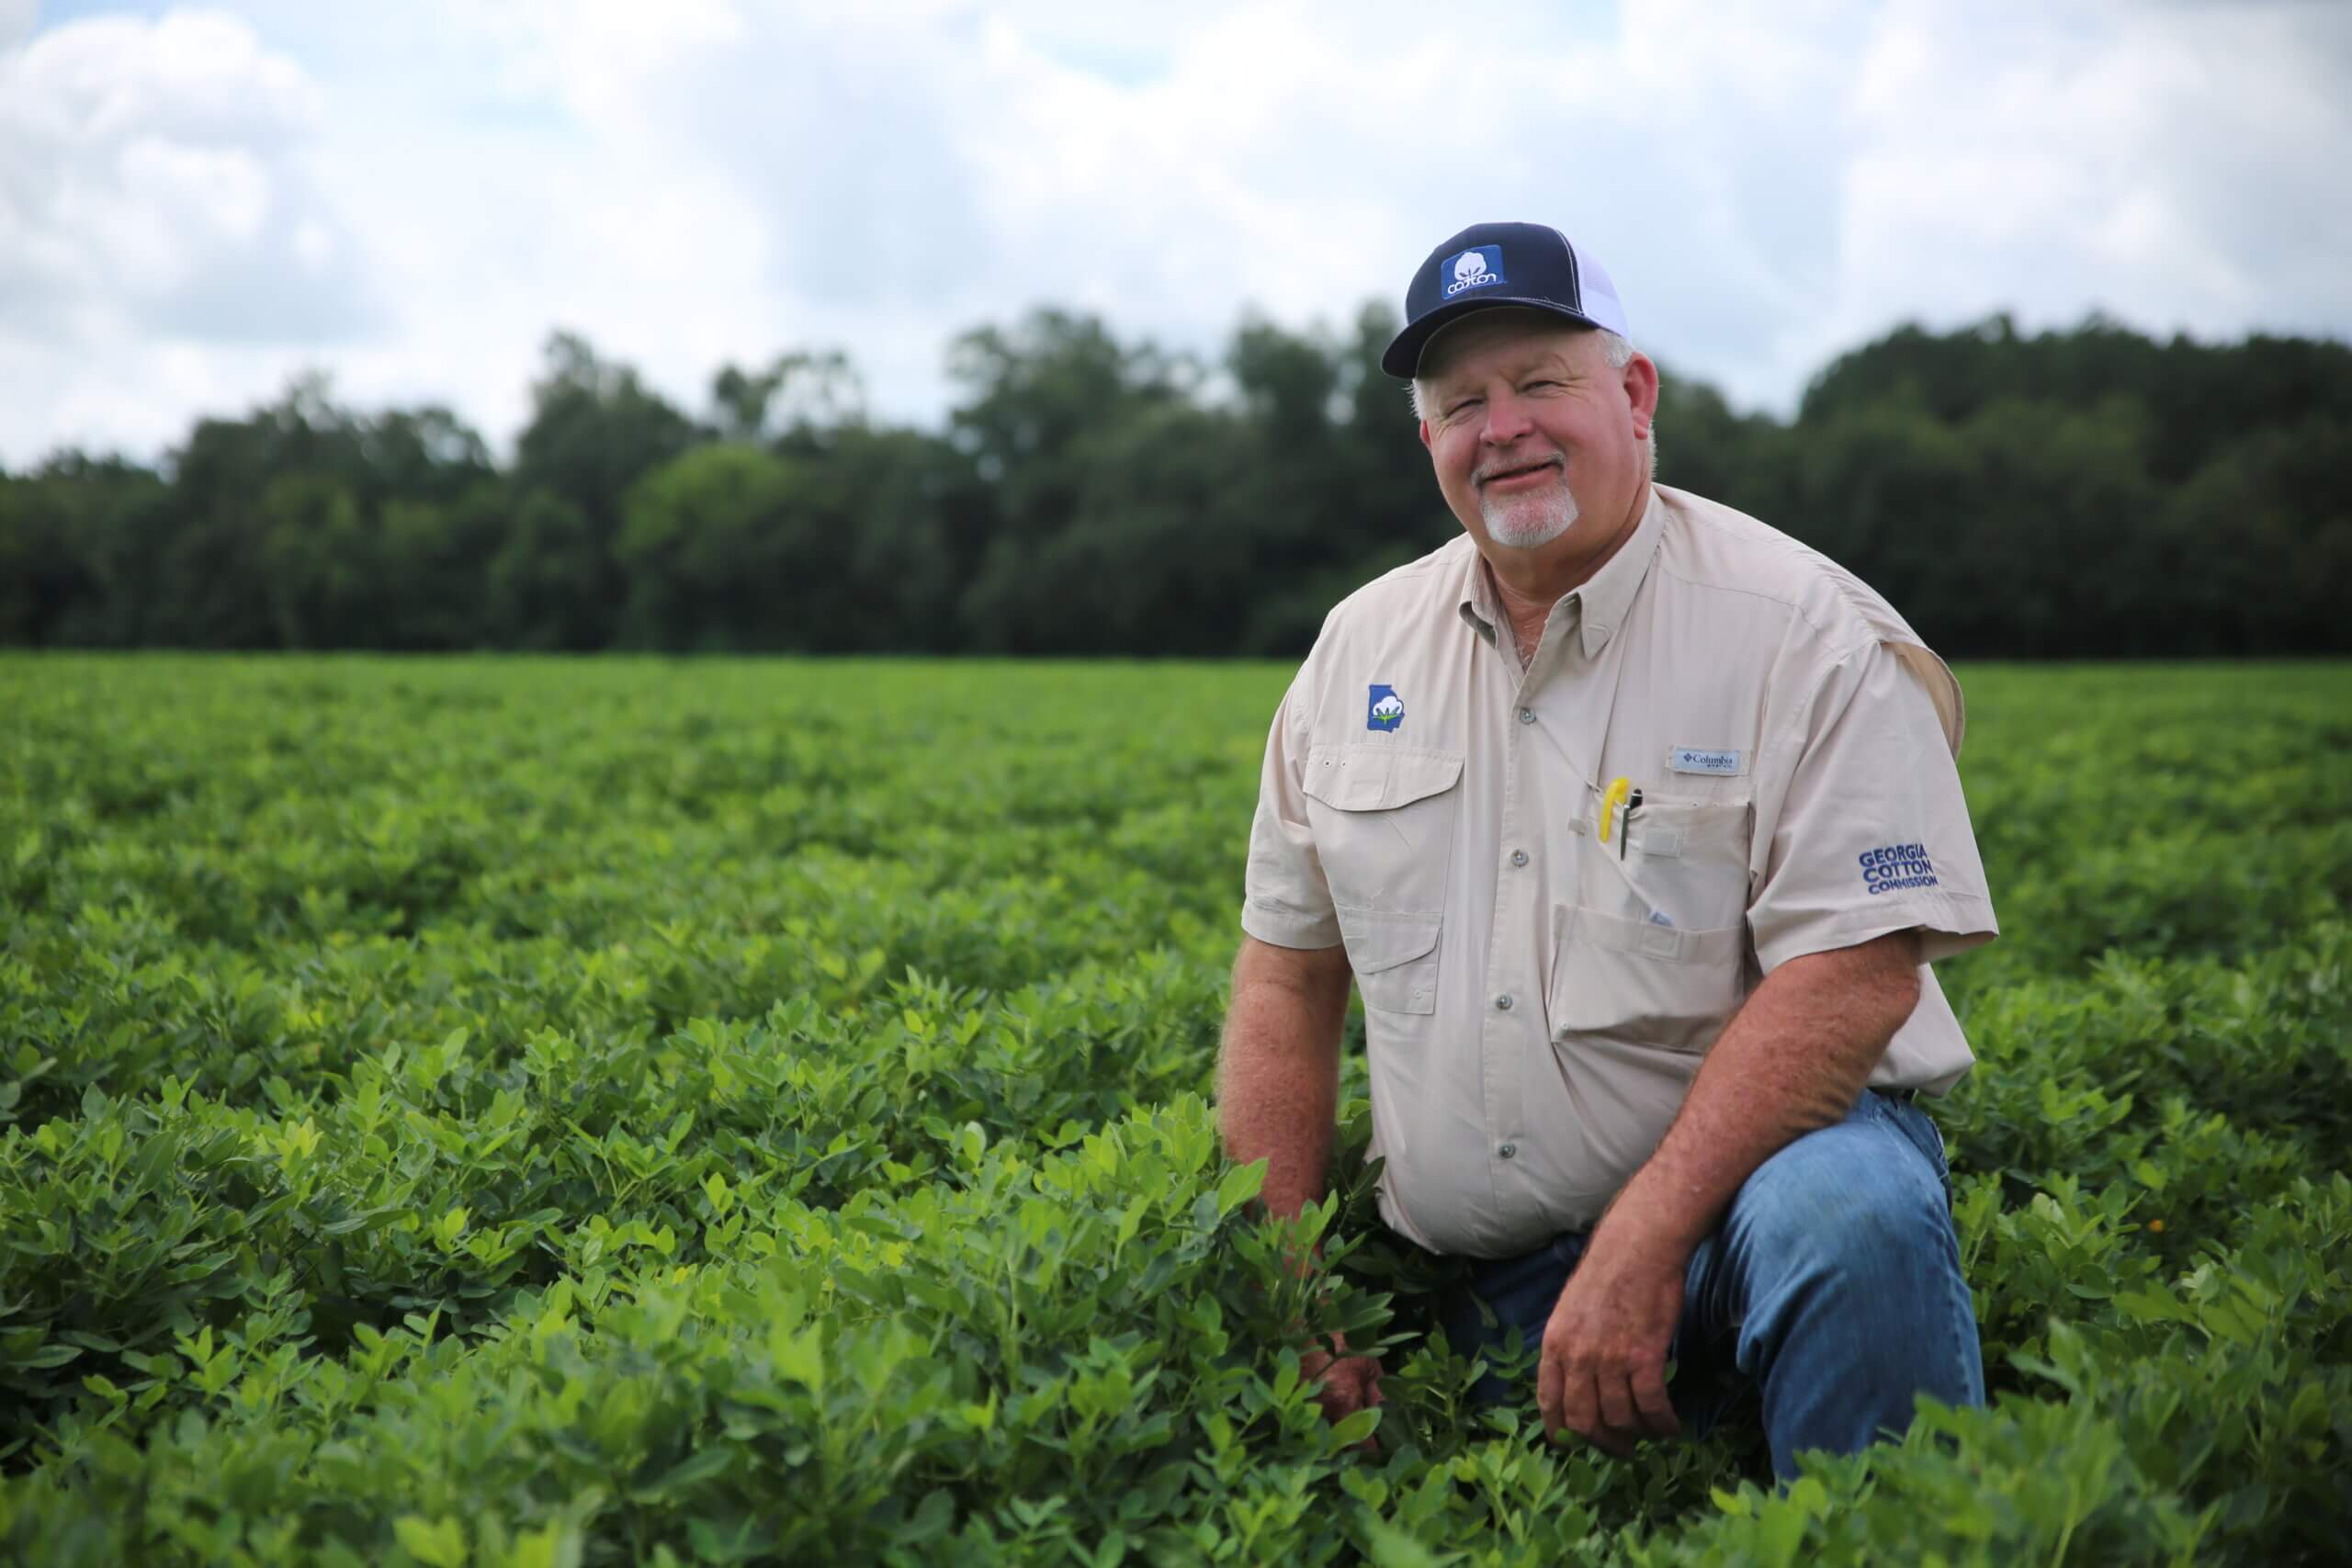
[1562,906,1745,966]
[1335,907,1442,973]
[1302,744,1465,812]
[1627,797,1750,861]
[1549,906,1747,1053]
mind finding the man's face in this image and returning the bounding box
[1416,310,1657,562]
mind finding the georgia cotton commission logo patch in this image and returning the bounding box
[1366,684,1405,731]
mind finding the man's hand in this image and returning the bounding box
[1534,929,1926,1455]
[1537,1226,1687,1455]
[1302,1332,1385,1450]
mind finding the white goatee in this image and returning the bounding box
[1481,478,1578,549]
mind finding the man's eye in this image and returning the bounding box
[1521,379,1561,393]
[1446,399,1481,418]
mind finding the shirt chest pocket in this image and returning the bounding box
[1302,744,1464,1015]
[1555,797,1754,1053]
[1616,797,1752,931]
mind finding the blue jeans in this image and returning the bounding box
[1437,1089,1985,1480]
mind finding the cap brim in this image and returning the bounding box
[1379,296,1600,379]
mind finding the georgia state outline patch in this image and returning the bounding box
[1366,683,1404,732]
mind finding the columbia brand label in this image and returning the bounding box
[1366,683,1405,732]
[1442,246,1506,298]
[1860,843,1939,895]
[1669,747,1744,775]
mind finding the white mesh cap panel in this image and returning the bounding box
[1552,227,1631,339]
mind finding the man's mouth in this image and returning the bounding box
[1476,457,1561,488]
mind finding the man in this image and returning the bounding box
[1217,221,1996,1480]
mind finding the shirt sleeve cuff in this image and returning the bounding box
[1753,892,1998,973]
[1240,900,1343,951]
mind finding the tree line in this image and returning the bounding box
[4,308,2346,658]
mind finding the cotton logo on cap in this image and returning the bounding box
[1443,246,1505,298]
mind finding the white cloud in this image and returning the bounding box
[0,7,380,457]
[0,0,2346,466]
[1822,0,2352,374]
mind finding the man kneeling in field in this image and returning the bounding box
[1217,222,1997,1478]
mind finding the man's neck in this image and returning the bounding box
[1482,480,1650,664]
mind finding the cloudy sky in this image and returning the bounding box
[3,0,2347,465]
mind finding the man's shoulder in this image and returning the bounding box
[1315,534,1476,639]
[1655,485,1965,751]
[1654,485,1926,657]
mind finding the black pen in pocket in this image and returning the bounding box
[1619,787,1642,860]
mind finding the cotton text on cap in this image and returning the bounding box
[1381,221,1632,378]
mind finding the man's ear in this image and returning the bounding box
[1418,419,1432,450]
[1624,353,1660,440]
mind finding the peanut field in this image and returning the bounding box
[1,656,2347,1565]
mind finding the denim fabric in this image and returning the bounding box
[1436,1089,1984,1480]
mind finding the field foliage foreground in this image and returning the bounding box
[1,657,2347,1566]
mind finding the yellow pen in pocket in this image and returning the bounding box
[1599,775,1631,845]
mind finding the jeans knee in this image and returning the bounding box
[1826,1179,1951,1276]
[1731,1149,1954,1294]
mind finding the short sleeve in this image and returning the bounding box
[1746,640,1998,973]
[1240,673,1342,949]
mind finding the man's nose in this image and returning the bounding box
[1480,390,1533,445]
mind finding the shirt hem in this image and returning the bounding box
[1240,902,1342,951]
[1754,893,1998,974]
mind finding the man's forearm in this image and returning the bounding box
[1598,929,1925,1256]
[1216,936,1353,1222]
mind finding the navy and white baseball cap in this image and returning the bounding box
[1380,221,1631,378]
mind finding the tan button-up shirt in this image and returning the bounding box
[1240,483,1999,1258]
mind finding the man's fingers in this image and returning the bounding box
[1537,1344,1566,1438]
[1310,1358,1385,1455]
[1596,1371,1638,1435]
[1304,1351,1352,1419]
[1350,1360,1386,1454]
[1310,1354,1386,1426]
[1630,1362,1680,1438]
[1561,1365,1601,1445]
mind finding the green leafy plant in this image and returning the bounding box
[0,656,2345,1563]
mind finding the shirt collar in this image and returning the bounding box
[1455,485,1667,659]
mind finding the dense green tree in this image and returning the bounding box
[3,311,2345,658]
[487,489,605,652]
[1804,317,2352,485]
[616,444,800,650]
[947,310,1195,651]
[799,426,994,653]
[1650,368,1790,524]
[376,483,510,651]
[0,457,167,646]
[2154,414,2352,654]
[509,333,698,648]
[710,351,865,448]
[258,473,374,649]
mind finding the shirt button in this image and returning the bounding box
[1510,849,1529,868]
[1495,993,1513,1011]
[1498,1142,1518,1159]
[1518,707,1535,725]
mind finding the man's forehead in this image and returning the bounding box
[1419,313,1597,385]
